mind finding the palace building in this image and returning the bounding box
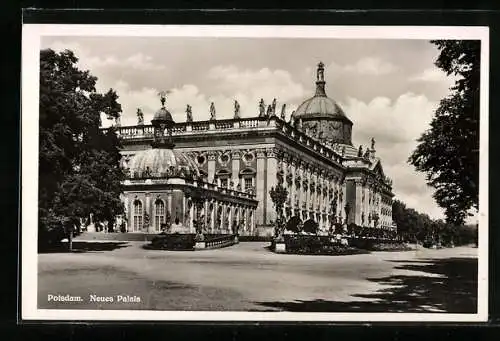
[108,62,395,236]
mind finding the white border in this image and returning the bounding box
[21,24,489,322]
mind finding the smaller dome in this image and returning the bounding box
[152,106,174,124]
[127,148,200,179]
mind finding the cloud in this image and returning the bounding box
[101,64,306,127]
[409,68,451,82]
[207,65,307,107]
[46,41,165,72]
[328,57,398,77]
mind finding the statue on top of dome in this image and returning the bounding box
[158,90,170,107]
[258,98,266,117]
[317,61,325,82]
[186,104,193,122]
[357,145,363,157]
[371,137,376,150]
[209,102,216,121]
[234,100,241,119]
[136,108,144,126]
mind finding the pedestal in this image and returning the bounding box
[274,242,286,253]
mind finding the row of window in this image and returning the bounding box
[218,176,253,191]
[133,199,165,231]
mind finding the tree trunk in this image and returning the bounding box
[68,227,73,252]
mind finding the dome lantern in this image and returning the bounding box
[315,61,326,97]
[151,90,175,149]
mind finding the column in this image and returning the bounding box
[354,180,363,225]
[290,159,297,213]
[265,148,278,225]
[191,200,196,232]
[364,182,370,226]
[231,150,241,188]
[228,204,233,233]
[207,151,216,183]
[282,155,289,212]
[210,201,216,232]
[340,179,346,224]
[305,165,311,219]
[255,149,266,225]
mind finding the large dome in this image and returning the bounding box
[294,95,349,121]
[127,148,200,179]
[293,62,353,146]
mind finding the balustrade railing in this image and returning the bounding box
[110,115,344,166]
[205,234,237,248]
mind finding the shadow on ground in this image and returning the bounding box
[256,257,478,313]
[39,241,131,253]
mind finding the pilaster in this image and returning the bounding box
[207,151,217,183]
[231,150,241,187]
[265,147,278,225]
[255,149,266,225]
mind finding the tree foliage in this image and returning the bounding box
[392,199,477,246]
[39,48,125,248]
[409,40,480,225]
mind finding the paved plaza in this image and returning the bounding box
[38,242,478,313]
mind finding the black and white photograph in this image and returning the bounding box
[21,25,489,322]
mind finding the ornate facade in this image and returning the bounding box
[107,63,395,236]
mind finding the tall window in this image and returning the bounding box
[244,177,253,191]
[220,177,228,188]
[133,200,143,231]
[154,199,165,231]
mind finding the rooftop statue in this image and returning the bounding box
[234,100,241,119]
[357,145,363,157]
[371,137,376,150]
[290,110,296,125]
[137,108,144,126]
[280,103,286,120]
[271,98,277,116]
[209,102,216,121]
[266,104,273,117]
[364,148,370,158]
[186,104,193,122]
[258,98,266,117]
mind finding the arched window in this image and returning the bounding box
[133,200,143,231]
[154,199,165,231]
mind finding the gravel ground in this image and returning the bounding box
[38,242,478,312]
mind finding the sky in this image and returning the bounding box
[41,35,469,222]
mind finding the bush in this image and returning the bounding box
[148,233,196,250]
[282,235,367,256]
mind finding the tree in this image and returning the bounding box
[39,48,125,250]
[269,182,289,238]
[409,40,480,225]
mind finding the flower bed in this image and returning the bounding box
[271,234,408,255]
[280,235,367,256]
